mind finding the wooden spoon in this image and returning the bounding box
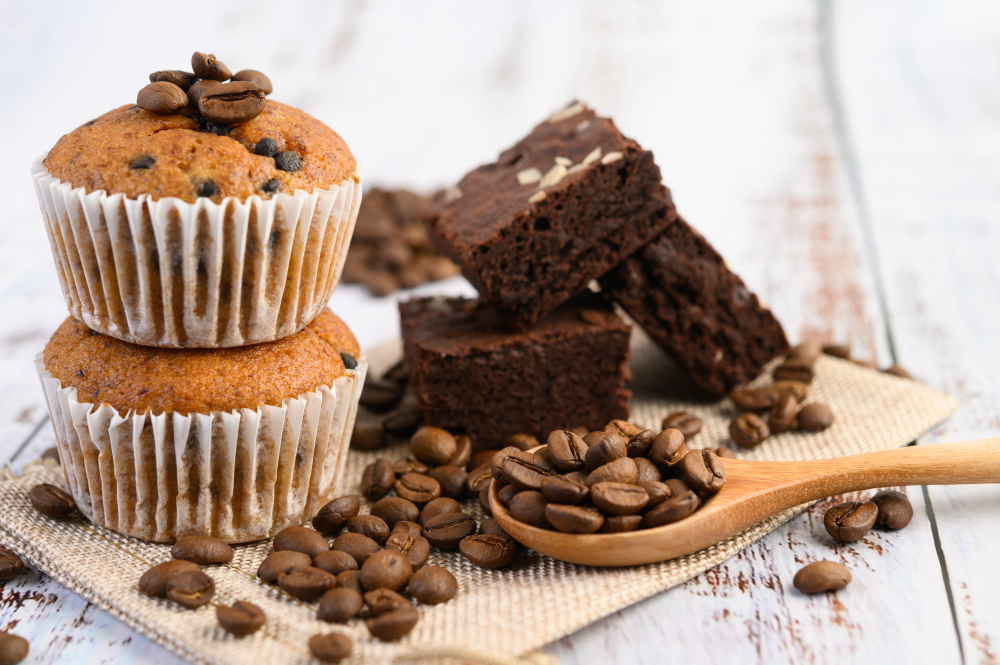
[489,439,1000,567]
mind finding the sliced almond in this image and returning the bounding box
[528,191,547,204]
[576,120,591,132]
[548,102,585,124]
[567,164,586,174]
[582,147,602,166]
[445,186,463,202]
[600,151,623,165]
[538,164,568,189]
[516,168,543,186]
[554,156,572,167]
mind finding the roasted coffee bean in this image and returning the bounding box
[364,588,410,616]
[419,497,462,526]
[638,480,671,508]
[788,341,822,365]
[130,156,155,170]
[360,376,403,412]
[682,449,726,493]
[139,560,201,596]
[545,504,604,533]
[362,459,395,501]
[502,450,554,491]
[546,430,588,472]
[367,606,419,641]
[730,387,779,412]
[490,447,520,482]
[634,457,661,483]
[793,561,851,594]
[505,433,540,451]
[137,81,188,114]
[383,401,423,436]
[41,446,60,462]
[347,515,390,545]
[662,412,703,440]
[584,457,638,487]
[643,491,700,528]
[393,458,430,477]
[216,601,265,637]
[149,70,197,90]
[583,431,627,470]
[273,526,329,558]
[605,419,644,438]
[715,447,738,459]
[730,412,770,449]
[773,380,809,402]
[591,482,650,515]
[191,52,232,80]
[768,391,799,433]
[166,569,215,609]
[824,501,877,541]
[186,79,221,108]
[427,465,468,500]
[196,181,218,197]
[359,550,413,592]
[460,533,517,569]
[275,151,303,171]
[351,422,385,451]
[540,476,589,504]
[278,566,337,601]
[423,512,476,550]
[664,478,693,497]
[884,364,915,380]
[581,430,604,446]
[774,357,815,383]
[254,137,280,157]
[28,483,75,519]
[823,343,851,359]
[564,470,589,485]
[0,634,28,665]
[395,473,441,505]
[497,483,520,506]
[478,518,508,538]
[318,587,363,623]
[331,533,380,565]
[0,548,23,582]
[466,464,493,495]
[467,449,500,472]
[799,403,834,431]
[410,427,457,466]
[313,495,361,535]
[391,521,423,538]
[479,482,494,516]
[309,632,353,662]
[312,550,358,576]
[170,535,232,565]
[508,491,549,529]
[231,69,273,94]
[600,515,643,533]
[649,429,686,469]
[448,435,472,467]
[336,570,363,595]
[871,490,913,529]
[199,80,267,123]
[408,565,457,605]
[385,532,430,571]
[370,496,420,527]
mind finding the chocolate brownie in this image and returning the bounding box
[424,102,676,329]
[599,216,788,398]
[399,292,632,451]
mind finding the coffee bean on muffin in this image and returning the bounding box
[231,69,273,95]
[137,81,188,114]
[199,81,266,124]
[149,70,197,91]
[191,52,232,81]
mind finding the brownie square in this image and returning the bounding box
[399,292,632,451]
[599,216,788,398]
[424,102,676,329]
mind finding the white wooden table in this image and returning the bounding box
[1,1,998,662]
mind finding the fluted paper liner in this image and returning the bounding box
[34,354,367,543]
[31,157,362,347]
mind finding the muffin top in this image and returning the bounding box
[43,101,356,203]
[44,308,361,415]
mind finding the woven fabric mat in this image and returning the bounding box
[0,329,959,665]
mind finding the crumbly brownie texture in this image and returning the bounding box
[44,308,360,415]
[599,217,788,398]
[44,101,356,203]
[400,293,632,451]
[424,102,676,329]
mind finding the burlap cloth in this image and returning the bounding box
[0,330,959,665]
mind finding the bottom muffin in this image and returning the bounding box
[36,308,366,543]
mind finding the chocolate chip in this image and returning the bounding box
[191,52,232,81]
[275,151,303,172]
[231,69,273,95]
[205,121,230,136]
[341,353,358,370]
[149,70,197,91]
[187,113,209,130]
[255,137,280,157]
[137,81,188,114]
[261,178,280,194]
[196,182,218,198]
[130,156,155,170]
[84,120,95,127]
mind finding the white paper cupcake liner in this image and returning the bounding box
[35,354,367,543]
[31,157,362,347]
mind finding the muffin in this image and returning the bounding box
[36,308,367,543]
[32,55,361,348]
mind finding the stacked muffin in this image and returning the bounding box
[32,53,366,543]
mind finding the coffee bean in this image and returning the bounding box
[634,457,661,483]
[730,387,779,412]
[463,464,492,495]
[682,449,726,493]
[478,518,508,538]
[427,465,468,500]
[336,570,364,595]
[312,550,358,576]
[367,606,419,641]
[370,496,420,527]
[823,343,851,359]
[364,588,410,616]
[620,430,653,458]
[608,419,645,438]
[199,80,266,124]
[544,430,586,472]
[384,532,430,571]
[793,560,851,594]
[317,587,363,623]
[149,70,196,91]
[423,512,476,550]
[600,515,643,533]
[166,569,215,609]
[0,634,28,665]
[0,548,24,582]
[467,449,500,472]
[347,515,390,545]
[825,501,877,541]
[490,447,521,482]
[139,560,201,596]
[774,358,814,383]
[351,422,385,452]
[278,566,337,601]
[497,483,520,506]
[884,364,915,380]
[41,446,60,462]
[798,403,834,431]
[408,565,457,604]
[505,433,540,451]
[584,457,638,487]
[448,435,472,467]
[275,151,303,172]
[28,483,75,519]
[788,341,822,365]
[508,491,549,529]
[638,480,671,508]
[649,429,686,469]
[591,482,650,515]
[216,601,265,637]
[583,431,627,471]
[383,402,423,436]
[545,504,604,534]
[394,473,441,505]
[419,497,462,526]
[191,52,232,81]
[273,526,329,558]
[661,412,703,440]
[870,490,913,529]
[170,535,233,565]
[643,491,701,528]
[391,521,423,538]
[564,470,589,485]
[479,482,494,516]
[186,79,221,109]
[130,156,155,170]
[331,533,380,565]
[769,391,799,433]
[730,412,770,449]
[773,380,809,402]
[393,458,430,477]
[540,476,589,504]
[502,450,554,491]
[362,459,395,501]
[313,495,361,535]
[359,549,413,592]
[460,533,517,569]
[715,447,738,459]
[231,69,273,95]
[254,137,280,158]
[309,632,353,663]
[137,81,187,114]
[196,181,218,198]
[360,376,403,412]
[410,426,457,466]
[664,478,693,497]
